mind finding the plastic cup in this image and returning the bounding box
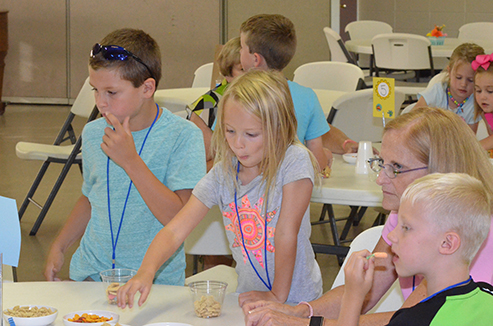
[100,268,137,304]
[355,141,373,174]
[188,280,228,318]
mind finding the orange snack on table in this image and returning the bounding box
[68,314,113,323]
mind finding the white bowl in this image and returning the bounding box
[3,305,58,326]
[63,310,119,326]
[343,153,358,164]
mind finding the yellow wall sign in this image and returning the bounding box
[373,77,395,119]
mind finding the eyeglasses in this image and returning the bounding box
[367,157,428,179]
[90,43,155,80]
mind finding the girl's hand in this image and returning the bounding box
[343,250,375,299]
[101,113,139,170]
[116,270,154,308]
[239,290,282,307]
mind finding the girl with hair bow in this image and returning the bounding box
[473,53,493,151]
[415,43,485,132]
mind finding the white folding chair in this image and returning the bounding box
[458,22,493,41]
[401,102,416,115]
[16,77,98,235]
[191,62,214,88]
[184,206,236,282]
[345,20,393,72]
[327,88,406,142]
[323,27,357,64]
[372,33,434,83]
[477,119,489,141]
[293,61,366,92]
[331,226,404,314]
[345,21,393,41]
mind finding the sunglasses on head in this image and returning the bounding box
[90,43,155,80]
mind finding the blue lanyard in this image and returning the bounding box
[234,162,272,290]
[107,104,160,269]
[420,276,472,303]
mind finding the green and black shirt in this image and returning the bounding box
[387,280,493,325]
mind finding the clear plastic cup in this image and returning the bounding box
[100,268,137,304]
[188,280,228,318]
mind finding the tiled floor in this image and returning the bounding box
[0,104,377,292]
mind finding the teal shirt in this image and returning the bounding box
[287,80,330,142]
[70,107,206,284]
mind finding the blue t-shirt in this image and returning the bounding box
[287,80,330,142]
[418,82,479,125]
[70,107,206,284]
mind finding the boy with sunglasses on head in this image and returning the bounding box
[45,28,206,284]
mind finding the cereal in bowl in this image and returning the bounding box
[4,306,56,318]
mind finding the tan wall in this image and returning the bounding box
[359,0,493,37]
[0,0,219,102]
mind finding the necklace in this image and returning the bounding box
[107,103,160,269]
[447,87,468,114]
[420,276,472,303]
[234,161,272,290]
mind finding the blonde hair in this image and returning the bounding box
[473,59,493,120]
[212,69,319,201]
[217,37,241,78]
[240,14,296,71]
[402,173,491,264]
[444,43,484,85]
[384,107,493,206]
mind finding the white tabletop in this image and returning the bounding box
[3,282,243,326]
[311,154,383,207]
[154,87,346,118]
[346,37,493,58]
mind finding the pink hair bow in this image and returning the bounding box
[472,53,493,71]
